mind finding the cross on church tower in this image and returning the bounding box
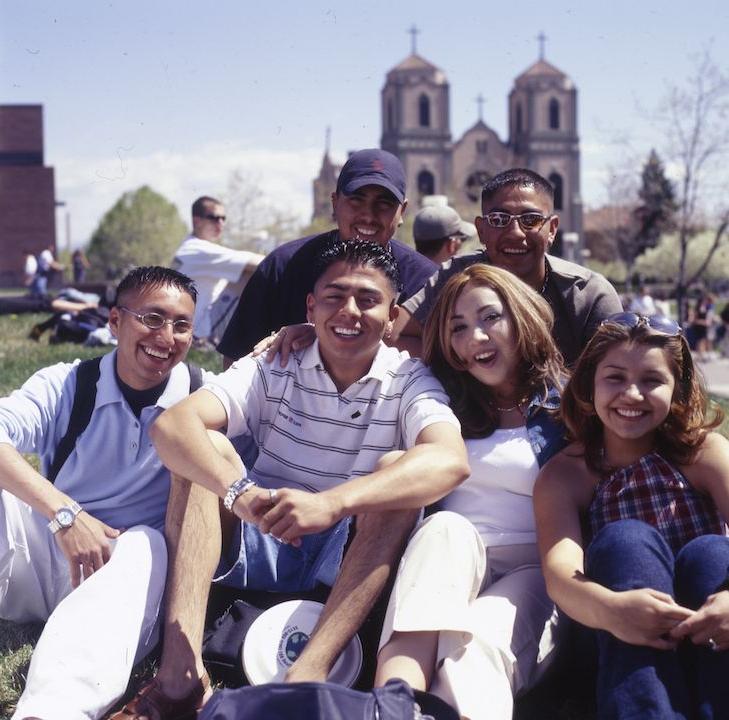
[407,24,420,55]
[536,31,547,60]
[475,94,485,122]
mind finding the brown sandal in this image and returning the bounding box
[107,674,210,720]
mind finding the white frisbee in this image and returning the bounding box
[242,599,363,687]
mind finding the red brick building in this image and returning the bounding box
[0,105,56,286]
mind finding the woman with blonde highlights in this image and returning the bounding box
[376,265,567,720]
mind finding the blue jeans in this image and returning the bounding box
[585,519,729,719]
[214,517,351,593]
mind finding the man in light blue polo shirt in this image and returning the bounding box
[0,266,207,720]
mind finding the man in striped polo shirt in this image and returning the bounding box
[113,238,468,718]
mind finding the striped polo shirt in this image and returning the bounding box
[203,341,459,493]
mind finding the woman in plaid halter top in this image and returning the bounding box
[534,313,729,718]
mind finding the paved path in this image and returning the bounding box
[695,356,729,399]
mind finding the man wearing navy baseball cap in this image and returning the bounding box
[217,148,436,366]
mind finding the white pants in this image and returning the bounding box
[379,511,560,720]
[0,492,167,720]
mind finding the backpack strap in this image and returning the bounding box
[48,358,203,484]
[186,361,203,392]
[48,356,102,484]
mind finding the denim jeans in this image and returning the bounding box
[585,519,729,720]
[214,516,351,593]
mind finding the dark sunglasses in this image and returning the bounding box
[600,312,682,336]
[482,211,551,231]
[203,213,226,222]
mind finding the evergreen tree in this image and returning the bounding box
[632,149,677,256]
[87,186,186,280]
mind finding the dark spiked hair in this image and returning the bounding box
[313,237,402,296]
[114,266,197,306]
[481,168,554,210]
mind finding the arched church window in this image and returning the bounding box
[516,104,523,134]
[549,172,564,210]
[476,140,488,154]
[417,170,435,196]
[549,98,560,130]
[418,94,431,128]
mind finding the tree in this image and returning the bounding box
[657,52,729,321]
[87,186,186,280]
[632,150,677,259]
[224,170,300,253]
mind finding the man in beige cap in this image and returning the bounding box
[413,205,475,264]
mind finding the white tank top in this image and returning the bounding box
[439,425,538,547]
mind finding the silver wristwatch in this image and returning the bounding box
[223,476,256,512]
[48,501,83,534]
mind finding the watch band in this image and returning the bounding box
[223,477,256,512]
[48,500,83,534]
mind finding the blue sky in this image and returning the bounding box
[2,0,728,247]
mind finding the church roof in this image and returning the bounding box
[386,53,448,84]
[516,58,566,79]
[514,58,574,90]
[391,53,439,72]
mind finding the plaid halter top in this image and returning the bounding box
[588,452,727,554]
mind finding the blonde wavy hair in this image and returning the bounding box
[423,265,565,438]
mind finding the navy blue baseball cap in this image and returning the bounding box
[336,149,406,204]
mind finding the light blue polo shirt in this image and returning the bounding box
[0,351,204,532]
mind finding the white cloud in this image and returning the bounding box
[52,142,334,248]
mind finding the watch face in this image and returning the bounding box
[57,508,75,528]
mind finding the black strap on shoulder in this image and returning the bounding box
[48,358,203,484]
[187,361,203,392]
[48,356,102,484]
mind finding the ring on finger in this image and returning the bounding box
[708,637,718,651]
[268,488,278,502]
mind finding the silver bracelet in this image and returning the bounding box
[223,477,256,512]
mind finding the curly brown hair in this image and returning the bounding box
[561,320,723,473]
[422,265,565,439]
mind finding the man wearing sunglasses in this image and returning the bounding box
[173,196,263,347]
[394,168,622,365]
[0,266,212,719]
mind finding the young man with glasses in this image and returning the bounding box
[173,196,263,346]
[394,168,622,365]
[0,266,212,720]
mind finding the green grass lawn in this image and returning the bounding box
[0,312,728,718]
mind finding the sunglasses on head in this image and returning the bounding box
[600,312,682,336]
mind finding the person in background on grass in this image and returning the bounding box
[0,266,210,720]
[22,249,38,289]
[35,245,64,296]
[72,248,91,284]
[688,292,715,360]
[173,196,263,348]
[376,265,567,720]
[534,312,729,718]
[111,238,468,720]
